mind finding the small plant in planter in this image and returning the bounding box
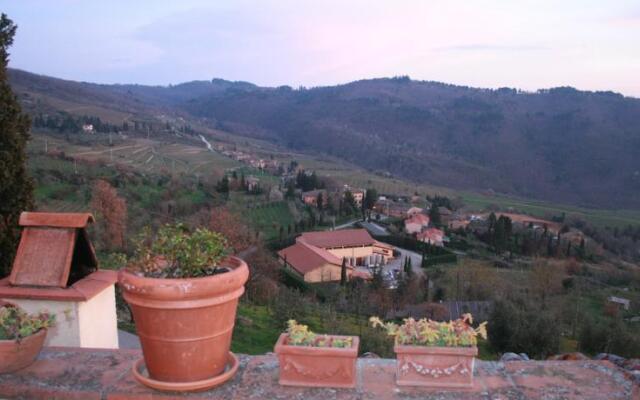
[274,320,359,388]
[370,314,487,388]
[0,303,55,373]
[118,223,249,392]
[129,224,230,278]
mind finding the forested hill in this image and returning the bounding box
[9,69,640,209]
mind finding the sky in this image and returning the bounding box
[4,0,640,96]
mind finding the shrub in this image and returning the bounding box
[285,320,353,348]
[128,223,228,278]
[370,314,487,347]
[488,299,560,359]
[0,304,55,341]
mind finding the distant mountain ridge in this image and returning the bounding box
[9,68,640,209]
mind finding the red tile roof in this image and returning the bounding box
[299,229,375,248]
[373,240,393,251]
[277,240,342,275]
[406,214,430,226]
[417,228,444,241]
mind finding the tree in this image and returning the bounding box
[216,176,229,194]
[343,191,357,215]
[316,191,324,210]
[362,188,378,220]
[90,180,127,250]
[340,258,347,286]
[209,206,253,252]
[489,298,560,359]
[285,180,295,199]
[0,14,34,276]
[429,206,441,227]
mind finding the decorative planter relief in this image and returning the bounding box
[274,332,359,388]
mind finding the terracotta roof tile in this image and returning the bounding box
[406,214,430,226]
[19,212,94,228]
[277,240,342,275]
[299,229,375,248]
[9,212,97,288]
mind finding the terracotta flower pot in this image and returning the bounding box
[274,333,359,388]
[0,329,47,374]
[118,256,249,385]
[394,345,478,388]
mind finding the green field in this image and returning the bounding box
[461,191,640,228]
[242,201,296,241]
[231,304,282,354]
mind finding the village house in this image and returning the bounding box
[374,199,411,218]
[249,158,267,170]
[607,296,631,311]
[82,124,94,133]
[407,207,423,217]
[245,176,259,191]
[301,189,327,207]
[438,206,453,225]
[448,213,470,230]
[278,229,394,283]
[341,185,365,207]
[417,227,445,247]
[404,213,430,234]
[350,188,365,207]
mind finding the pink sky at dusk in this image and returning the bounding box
[4,0,640,96]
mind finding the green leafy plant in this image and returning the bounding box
[370,313,487,347]
[0,304,55,341]
[129,223,229,278]
[286,320,353,348]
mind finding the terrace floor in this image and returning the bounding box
[0,347,636,399]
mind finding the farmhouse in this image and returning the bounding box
[417,227,445,247]
[350,188,365,207]
[374,199,411,218]
[301,189,327,207]
[607,296,630,311]
[278,229,393,283]
[404,213,430,234]
[438,207,453,225]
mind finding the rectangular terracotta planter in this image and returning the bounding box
[394,345,478,388]
[274,333,359,388]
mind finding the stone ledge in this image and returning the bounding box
[0,347,637,399]
[0,270,117,302]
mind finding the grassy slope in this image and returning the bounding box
[232,304,282,355]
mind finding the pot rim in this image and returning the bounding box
[118,255,249,304]
[274,333,359,357]
[394,344,478,356]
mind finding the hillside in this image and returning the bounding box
[9,69,640,209]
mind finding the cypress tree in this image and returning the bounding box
[0,14,34,276]
[340,258,347,286]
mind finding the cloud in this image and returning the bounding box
[434,44,549,52]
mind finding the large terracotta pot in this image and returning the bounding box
[274,333,359,388]
[394,345,477,388]
[0,329,47,374]
[118,256,249,383]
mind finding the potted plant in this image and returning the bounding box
[370,314,487,388]
[0,303,55,373]
[274,320,359,388]
[118,224,249,392]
